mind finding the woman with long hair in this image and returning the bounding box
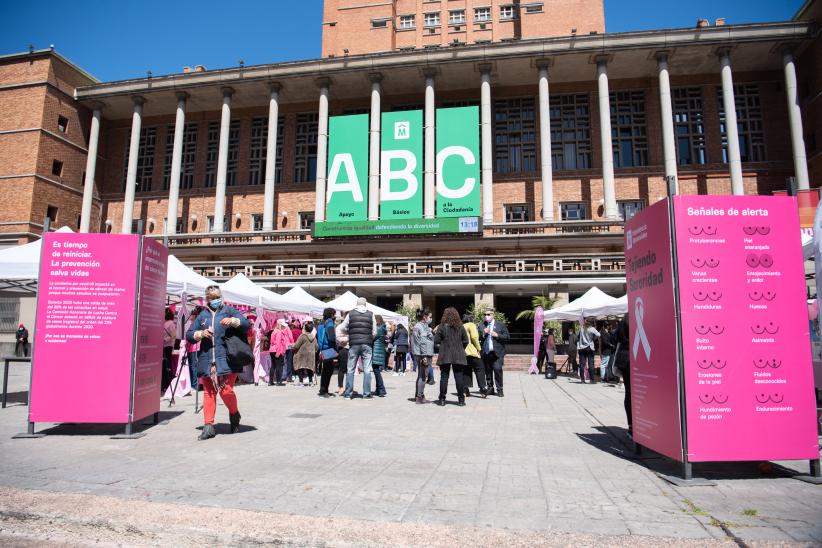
[391,321,410,376]
[411,308,434,404]
[462,312,487,397]
[434,307,469,406]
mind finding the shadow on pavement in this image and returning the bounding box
[1,390,29,406]
[35,410,185,437]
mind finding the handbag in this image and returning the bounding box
[320,347,338,361]
[224,327,254,371]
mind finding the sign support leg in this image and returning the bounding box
[12,421,45,439]
[111,420,146,439]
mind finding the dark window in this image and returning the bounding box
[226,121,240,186]
[295,113,318,183]
[207,215,229,233]
[550,93,592,170]
[672,87,706,165]
[441,100,480,108]
[494,97,537,173]
[504,203,532,223]
[204,122,220,187]
[249,116,285,186]
[162,123,198,190]
[718,84,766,163]
[371,18,389,28]
[610,91,647,168]
[618,200,645,220]
[46,205,58,223]
[560,202,588,221]
[252,214,263,231]
[391,104,424,112]
[131,219,141,234]
[122,127,157,192]
[57,116,68,133]
[0,298,20,333]
[51,160,63,177]
[299,211,315,230]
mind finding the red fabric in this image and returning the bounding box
[202,373,239,425]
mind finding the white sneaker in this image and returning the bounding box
[392,372,398,376]
[303,378,309,386]
[292,375,298,383]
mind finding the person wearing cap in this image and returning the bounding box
[339,297,377,400]
[479,308,510,397]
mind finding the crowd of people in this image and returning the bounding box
[168,288,632,441]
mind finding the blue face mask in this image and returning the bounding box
[208,298,222,310]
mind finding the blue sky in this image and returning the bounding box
[0,0,804,82]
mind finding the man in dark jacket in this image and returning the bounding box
[15,324,29,357]
[186,285,251,440]
[479,308,510,397]
[339,297,376,400]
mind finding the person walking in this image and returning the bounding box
[411,308,434,404]
[339,297,376,400]
[317,307,338,397]
[434,307,469,406]
[14,323,28,357]
[186,285,250,441]
[600,321,616,383]
[462,312,487,398]
[612,314,632,436]
[577,318,600,384]
[391,320,410,376]
[372,315,388,397]
[566,325,578,374]
[268,319,293,386]
[335,317,350,396]
[292,321,318,386]
[479,308,509,397]
[161,309,176,394]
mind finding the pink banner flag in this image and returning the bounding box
[529,306,544,374]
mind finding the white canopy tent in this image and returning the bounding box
[282,286,328,317]
[166,255,216,297]
[325,290,404,322]
[221,273,313,313]
[0,226,75,294]
[543,287,627,320]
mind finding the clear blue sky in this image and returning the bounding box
[0,0,804,82]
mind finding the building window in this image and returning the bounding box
[424,12,440,27]
[51,160,63,177]
[131,219,141,234]
[0,298,20,333]
[618,200,645,220]
[249,118,267,186]
[207,215,229,233]
[504,203,532,223]
[441,100,480,108]
[204,121,220,187]
[46,205,58,223]
[493,97,537,173]
[560,202,588,221]
[550,93,592,170]
[371,18,389,29]
[524,2,543,14]
[295,112,318,183]
[448,10,465,25]
[391,103,424,112]
[718,84,766,163]
[162,123,198,190]
[672,87,706,165]
[57,116,68,133]
[398,15,415,29]
[610,91,648,168]
[226,121,240,186]
[122,127,157,192]
[252,214,263,231]
[474,7,491,21]
[500,5,517,19]
[299,211,315,230]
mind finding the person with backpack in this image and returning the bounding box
[317,307,338,398]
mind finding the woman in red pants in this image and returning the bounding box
[186,285,251,440]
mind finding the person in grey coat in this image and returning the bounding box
[411,308,434,404]
[434,307,469,406]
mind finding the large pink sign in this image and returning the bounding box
[674,195,818,461]
[29,234,166,425]
[625,199,683,461]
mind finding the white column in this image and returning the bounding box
[596,60,618,220]
[537,61,554,221]
[262,83,281,231]
[314,78,331,222]
[80,104,102,233]
[423,69,436,219]
[657,53,678,192]
[213,87,233,232]
[368,73,382,220]
[121,96,144,234]
[719,49,744,195]
[480,64,493,223]
[783,50,810,190]
[165,92,187,236]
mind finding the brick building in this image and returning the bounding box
[0,1,820,349]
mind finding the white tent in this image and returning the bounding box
[283,286,328,317]
[543,287,627,320]
[166,255,216,297]
[325,290,403,322]
[222,273,312,313]
[0,226,75,293]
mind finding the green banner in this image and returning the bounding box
[326,114,369,221]
[436,107,480,218]
[314,217,481,238]
[380,110,423,219]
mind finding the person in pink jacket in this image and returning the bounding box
[268,319,294,386]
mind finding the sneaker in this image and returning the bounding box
[302,378,309,386]
[426,379,436,386]
[344,395,352,400]
[435,398,446,406]
[363,394,373,399]
[392,372,398,376]
[198,424,217,441]
[498,389,505,397]
[415,396,431,405]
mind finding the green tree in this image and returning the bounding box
[515,293,560,322]
[394,303,420,328]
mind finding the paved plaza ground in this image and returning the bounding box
[0,363,820,546]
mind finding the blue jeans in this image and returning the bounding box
[285,348,294,379]
[345,344,373,397]
[600,354,611,380]
[373,365,386,395]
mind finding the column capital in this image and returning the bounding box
[655,50,671,63]
[368,72,383,84]
[422,67,437,79]
[716,46,732,60]
[220,86,234,98]
[535,58,553,70]
[316,76,331,89]
[268,81,282,93]
[593,54,610,67]
[131,95,146,107]
[89,101,105,112]
[175,91,189,102]
[478,62,493,75]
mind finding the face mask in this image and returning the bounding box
[208,298,222,310]
[426,319,432,325]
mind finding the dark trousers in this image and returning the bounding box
[482,351,503,391]
[14,341,28,357]
[621,365,632,434]
[296,369,314,383]
[536,349,546,373]
[270,354,285,384]
[373,364,386,395]
[578,348,596,383]
[161,346,174,393]
[319,357,336,394]
[416,356,431,398]
[337,348,349,388]
[395,352,407,373]
[464,356,487,393]
[439,363,467,401]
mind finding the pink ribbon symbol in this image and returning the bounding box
[632,297,651,361]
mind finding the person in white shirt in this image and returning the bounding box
[576,318,600,384]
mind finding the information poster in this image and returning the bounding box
[674,195,818,461]
[624,199,683,461]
